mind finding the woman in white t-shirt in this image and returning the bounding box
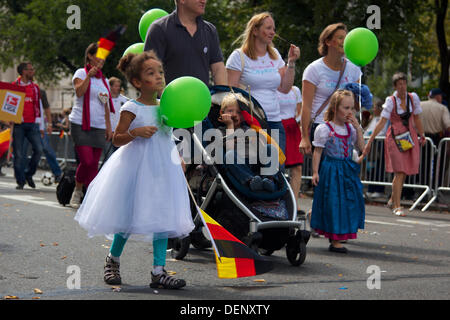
[300,23,362,156]
[226,12,300,168]
[68,42,114,208]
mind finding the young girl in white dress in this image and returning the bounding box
[74,51,194,289]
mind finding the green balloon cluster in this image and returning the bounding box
[122,8,168,57]
[344,28,379,67]
[159,77,211,128]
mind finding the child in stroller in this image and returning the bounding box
[217,93,277,193]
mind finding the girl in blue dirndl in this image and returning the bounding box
[310,90,366,253]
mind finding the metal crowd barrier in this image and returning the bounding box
[423,138,450,211]
[302,136,440,212]
[34,132,447,212]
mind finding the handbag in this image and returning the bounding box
[390,93,415,152]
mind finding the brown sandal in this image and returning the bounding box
[104,256,122,285]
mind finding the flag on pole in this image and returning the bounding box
[197,207,273,279]
[96,25,127,60]
[0,128,11,158]
[59,130,65,139]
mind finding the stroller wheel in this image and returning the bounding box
[169,236,191,260]
[286,235,307,266]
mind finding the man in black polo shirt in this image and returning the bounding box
[144,0,227,86]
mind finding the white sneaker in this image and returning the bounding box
[70,188,83,209]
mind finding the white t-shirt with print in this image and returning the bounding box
[302,57,362,124]
[69,68,111,129]
[226,48,286,121]
[278,86,302,120]
[380,91,422,120]
[110,94,129,132]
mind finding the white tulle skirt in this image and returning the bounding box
[74,132,194,242]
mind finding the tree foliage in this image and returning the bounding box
[0,0,447,101]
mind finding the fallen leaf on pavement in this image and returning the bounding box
[61,256,67,260]
[253,279,266,283]
[33,288,43,294]
[3,295,19,299]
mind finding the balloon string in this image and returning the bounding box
[359,74,362,124]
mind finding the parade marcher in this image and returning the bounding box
[277,85,304,212]
[75,51,194,289]
[68,42,114,208]
[103,77,129,161]
[226,12,301,166]
[299,23,362,156]
[11,62,43,190]
[144,0,227,86]
[310,90,366,253]
[364,72,426,217]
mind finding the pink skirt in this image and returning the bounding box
[281,118,304,167]
[384,128,420,175]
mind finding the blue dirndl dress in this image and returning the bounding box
[310,122,365,240]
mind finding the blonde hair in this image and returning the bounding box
[220,93,248,112]
[109,76,121,87]
[318,23,347,56]
[324,90,354,122]
[234,12,278,60]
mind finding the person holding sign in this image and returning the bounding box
[10,62,43,190]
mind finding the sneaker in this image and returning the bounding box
[393,207,406,217]
[69,188,83,209]
[249,176,263,191]
[150,269,186,289]
[25,176,35,188]
[262,178,276,192]
[104,255,121,285]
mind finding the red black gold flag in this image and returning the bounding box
[198,208,273,279]
[96,25,127,60]
[240,108,286,165]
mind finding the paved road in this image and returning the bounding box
[1,168,449,304]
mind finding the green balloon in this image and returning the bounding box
[159,77,211,128]
[122,43,144,56]
[344,28,379,67]
[139,8,169,42]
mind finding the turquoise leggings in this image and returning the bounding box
[110,233,168,267]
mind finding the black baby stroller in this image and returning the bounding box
[169,85,310,266]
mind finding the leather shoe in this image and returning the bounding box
[329,244,348,254]
[16,183,24,190]
[25,176,35,188]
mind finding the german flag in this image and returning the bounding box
[0,128,11,158]
[198,208,273,279]
[59,130,65,139]
[96,25,127,60]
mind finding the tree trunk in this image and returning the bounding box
[435,0,449,99]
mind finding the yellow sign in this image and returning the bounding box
[0,81,26,123]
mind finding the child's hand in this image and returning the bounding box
[131,126,158,139]
[312,173,319,186]
[346,113,360,130]
[218,113,234,127]
[363,140,372,157]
